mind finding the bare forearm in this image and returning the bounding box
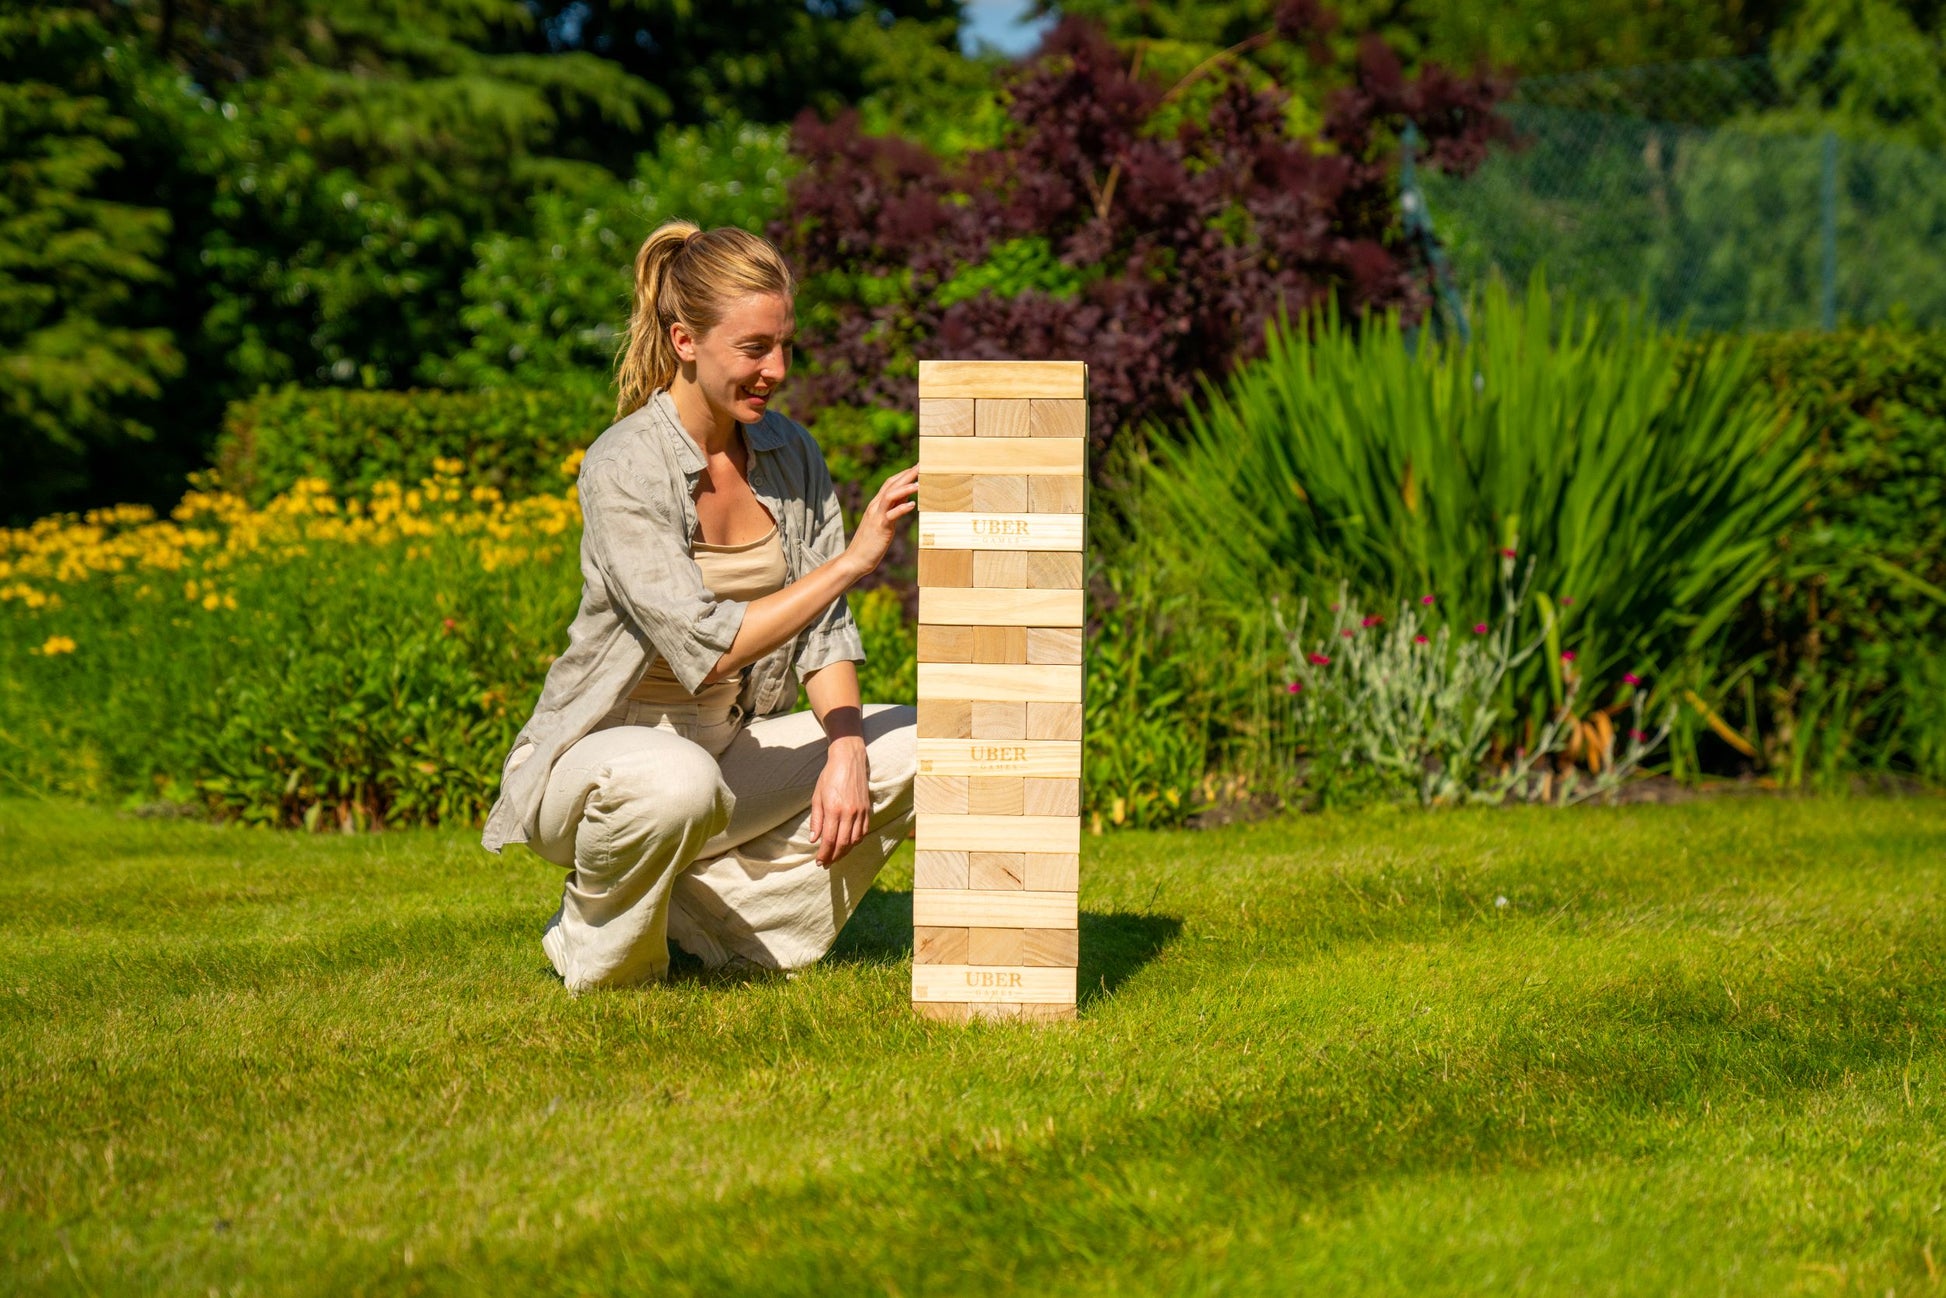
[702,553,865,685]
[803,660,865,746]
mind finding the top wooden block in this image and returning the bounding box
[918,361,1088,401]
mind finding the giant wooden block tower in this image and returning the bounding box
[910,360,1087,1023]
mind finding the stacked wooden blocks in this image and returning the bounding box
[910,360,1087,1023]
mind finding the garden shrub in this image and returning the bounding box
[0,466,923,828]
[1732,325,1946,781]
[214,386,610,505]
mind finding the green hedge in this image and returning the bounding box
[215,386,610,502]
[1734,326,1946,781]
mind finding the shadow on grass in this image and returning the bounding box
[827,889,1182,1002]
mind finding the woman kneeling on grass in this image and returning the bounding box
[481,222,920,992]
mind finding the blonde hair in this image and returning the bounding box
[615,221,797,416]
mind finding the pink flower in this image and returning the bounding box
[1420,594,1435,605]
[1560,596,1575,606]
[1561,650,1577,663]
[1414,634,1430,644]
[1361,614,1383,628]
[1340,628,1355,639]
[1329,603,1341,612]
[1307,652,1331,666]
[441,618,458,634]
[1472,623,1488,635]
[1629,728,1649,742]
[1286,681,1304,694]
[1501,547,1517,559]
[1624,672,1643,686]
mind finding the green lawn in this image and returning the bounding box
[2,796,1944,1295]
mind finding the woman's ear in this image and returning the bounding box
[670,319,698,365]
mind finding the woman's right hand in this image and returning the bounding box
[844,466,919,579]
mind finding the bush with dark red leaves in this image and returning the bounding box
[772,5,1510,472]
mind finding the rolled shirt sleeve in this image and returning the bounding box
[578,461,745,694]
[792,437,867,681]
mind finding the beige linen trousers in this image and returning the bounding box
[512,698,917,991]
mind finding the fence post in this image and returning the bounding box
[1820,130,1839,331]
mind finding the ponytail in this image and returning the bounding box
[615,222,796,417]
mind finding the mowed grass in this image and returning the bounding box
[2,797,1944,1296]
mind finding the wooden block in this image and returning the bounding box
[969,852,1025,889]
[913,889,1076,928]
[919,473,974,511]
[1023,927,1080,966]
[915,774,968,815]
[916,815,1083,856]
[972,475,1029,513]
[1023,777,1080,817]
[911,963,1079,1003]
[918,513,1083,553]
[969,927,1027,965]
[975,399,1031,438]
[917,738,1082,779]
[970,700,1025,739]
[973,625,1028,664]
[915,926,969,965]
[1029,399,1087,438]
[920,399,975,436]
[1029,475,1085,514]
[1026,552,1084,590]
[917,699,972,738]
[914,850,970,889]
[972,550,1028,588]
[917,624,974,663]
[915,1001,973,1023]
[967,777,1024,816]
[1023,853,1080,891]
[919,663,1082,704]
[1027,701,1083,741]
[919,437,1085,474]
[919,361,1088,400]
[1026,627,1083,665]
[1017,1002,1078,1022]
[918,550,973,588]
[966,1002,1024,1020]
[919,588,1085,627]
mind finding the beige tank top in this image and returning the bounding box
[627,523,789,715]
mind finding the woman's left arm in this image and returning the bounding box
[803,661,870,866]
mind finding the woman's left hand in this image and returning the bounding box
[808,736,872,866]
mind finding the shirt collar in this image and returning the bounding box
[650,389,788,484]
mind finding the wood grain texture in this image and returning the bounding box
[916,624,974,663]
[975,399,1030,438]
[971,475,1029,514]
[918,663,1083,703]
[1029,475,1085,514]
[916,814,1083,855]
[916,699,971,738]
[915,774,968,815]
[917,550,972,588]
[968,927,1027,965]
[969,852,1026,890]
[913,889,1077,928]
[1025,552,1084,589]
[918,474,973,512]
[919,437,1085,474]
[1026,627,1083,665]
[911,963,1079,1003]
[914,850,970,889]
[972,625,1028,664]
[914,926,969,965]
[972,550,1028,588]
[1029,399,1088,438]
[918,588,1085,627]
[916,738,1082,778]
[1023,777,1080,817]
[919,399,974,436]
[1023,852,1081,891]
[1026,701,1084,741]
[919,360,1087,400]
[1023,928,1080,966]
[967,776,1024,816]
[917,513,1083,552]
[970,700,1026,739]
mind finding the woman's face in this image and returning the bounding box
[674,291,794,426]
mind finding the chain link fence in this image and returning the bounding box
[1417,50,1946,333]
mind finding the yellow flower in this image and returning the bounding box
[38,635,77,656]
[201,592,222,611]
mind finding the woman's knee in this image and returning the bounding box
[591,748,733,841]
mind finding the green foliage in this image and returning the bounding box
[1143,278,1817,720]
[0,9,182,521]
[214,386,608,502]
[850,586,917,708]
[434,122,796,395]
[1738,324,1946,779]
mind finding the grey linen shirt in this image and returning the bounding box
[480,389,866,855]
